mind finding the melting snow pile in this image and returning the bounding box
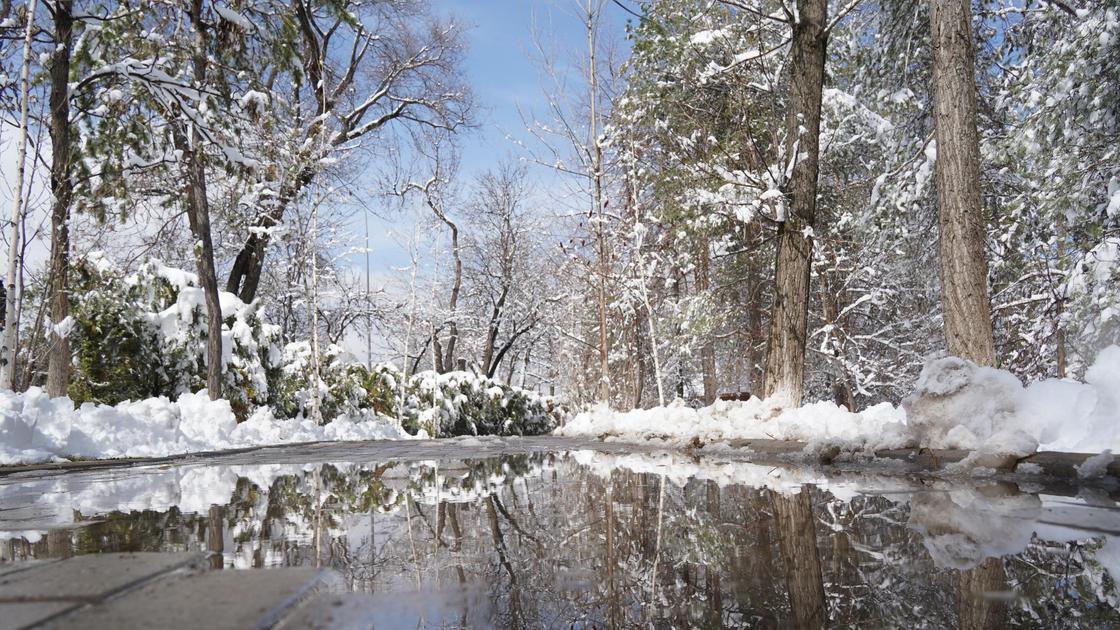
[556,398,910,453]
[558,345,1120,456]
[906,345,1120,454]
[0,388,411,466]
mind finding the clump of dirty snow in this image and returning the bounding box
[944,428,1039,475]
[1077,450,1115,479]
[902,357,1024,450]
[907,346,1120,454]
[0,387,411,465]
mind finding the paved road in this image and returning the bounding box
[0,552,349,629]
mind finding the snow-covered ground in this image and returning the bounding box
[558,345,1120,457]
[4,345,1118,466]
[0,389,411,465]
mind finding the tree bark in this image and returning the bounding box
[930,0,996,367]
[698,238,718,404]
[958,557,1008,630]
[771,487,827,630]
[224,169,314,302]
[430,200,461,373]
[45,1,74,398]
[762,0,828,406]
[0,0,37,389]
[177,0,223,400]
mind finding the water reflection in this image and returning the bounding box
[2,450,1120,628]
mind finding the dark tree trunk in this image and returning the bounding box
[224,176,306,303]
[207,505,224,570]
[958,558,1008,629]
[762,0,828,406]
[930,0,996,367]
[178,0,223,400]
[430,204,461,373]
[698,238,717,404]
[771,487,827,629]
[45,2,74,398]
[443,221,461,371]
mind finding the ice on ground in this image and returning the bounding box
[0,388,411,465]
[559,345,1120,458]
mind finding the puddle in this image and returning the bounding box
[2,442,1119,627]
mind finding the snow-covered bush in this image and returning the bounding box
[402,370,555,437]
[66,257,555,436]
[68,256,281,417]
[270,346,555,437]
[272,343,397,422]
[68,260,174,405]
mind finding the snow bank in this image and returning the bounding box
[559,345,1120,457]
[557,397,910,454]
[906,345,1120,453]
[0,387,411,465]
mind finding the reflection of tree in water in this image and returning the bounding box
[8,453,1120,628]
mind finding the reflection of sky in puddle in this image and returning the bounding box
[2,449,1120,627]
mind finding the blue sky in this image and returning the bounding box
[346,0,634,284]
[433,0,633,177]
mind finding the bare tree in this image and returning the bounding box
[224,0,471,304]
[397,133,463,373]
[466,163,551,380]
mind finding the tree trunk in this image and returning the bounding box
[207,505,224,570]
[746,235,765,393]
[433,205,461,373]
[178,0,223,400]
[958,558,1008,629]
[45,1,74,398]
[771,487,827,630]
[762,0,828,407]
[225,173,310,303]
[481,283,510,377]
[0,0,37,390]
[930,0,996,367]
[698,238,717,404]
[586,0,610,404]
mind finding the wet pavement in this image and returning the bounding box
[2,436,1119,628]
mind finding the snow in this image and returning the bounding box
[1077,450,1115,479]
[908,487,1041,570]
[557,397,911,454]
[48,316,75,339]
[0,387,411,465]
[214,6,254,31]
[689,28,728,46]
[559,345,1120,459]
